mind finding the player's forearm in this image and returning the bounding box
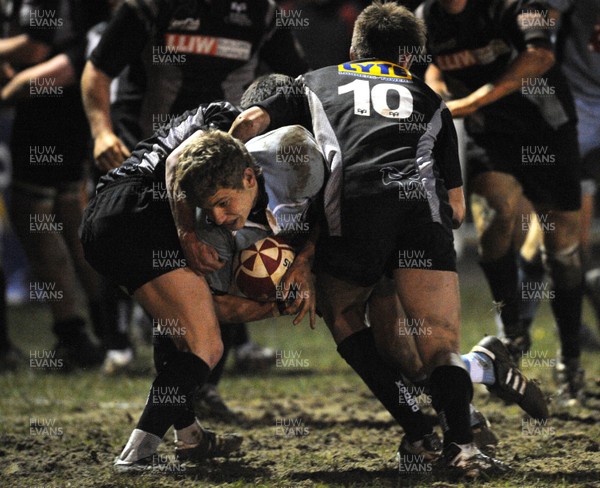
[213,294,279,323]
[81,61,114,139]
[460,46,555,112]
[425,63,450,100]
[229,107,271,142]
[294,225,318,268]
[0,35,49,65]
[2,53,75,102]
[448,186,466,229]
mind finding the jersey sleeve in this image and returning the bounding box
[89,0,156,78]
[129,101,239,169]
[433,105,462,190]
[254,76,312,131]
[501,0,554,51]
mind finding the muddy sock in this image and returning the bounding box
[137,352,210,437]
[174,419,205,445]
[480,251,521,337]
[337,328,431,442]
[430,365,473,447]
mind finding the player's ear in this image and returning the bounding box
[349,46,356,61]
[243,167,256,187]
[401,53,414,70]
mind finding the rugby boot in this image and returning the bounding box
[553,355,585,407]
[175,426,243,461]
[470,407,498,457]
[438,442,510,480]
[471,336,548,420]
[397,432,442,463]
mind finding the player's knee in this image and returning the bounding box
[471,193,516,235]
[204,340,224,369]
[544,244,583,289]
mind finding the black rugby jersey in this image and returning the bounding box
[97,101,239,191]
[90,0,308,140]
[418,0,577,134]
[255,60,462,237]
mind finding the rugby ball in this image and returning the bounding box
[233,236,295,301]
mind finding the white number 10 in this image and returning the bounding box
[338,79,413,118]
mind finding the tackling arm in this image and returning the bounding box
[213,294,281,323]
[0,34,49,65]
[1,53,74,102]
[81,61,131,171]
[445,45,554,117]
[229,107,272,142]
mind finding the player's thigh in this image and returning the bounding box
[470,171,523,228]
[392,220,461,361]
[134,267,223,367]
[368,278,425,379]
[393,268,461,365]
[315,270,373,344]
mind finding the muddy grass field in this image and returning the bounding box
[1,258,600,488]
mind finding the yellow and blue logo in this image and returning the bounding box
[338,61,412,80]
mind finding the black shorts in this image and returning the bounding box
[466,123,581,211]
[80,175,186,294]
[316,205,457,287]
[11,96,88,187]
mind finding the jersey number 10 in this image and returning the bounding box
[338,80,414,119]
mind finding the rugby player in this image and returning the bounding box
[229,3,515,478]
[418,0,585,405]
[80,74,323,468]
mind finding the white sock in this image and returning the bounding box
[116,429,162,464]
[174,419,204,446]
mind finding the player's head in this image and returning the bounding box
[350,2,426,67]
[240,74,298,109]
[175,130,261,230]
[437,0,468,15]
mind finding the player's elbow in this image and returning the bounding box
[528,46,555,75]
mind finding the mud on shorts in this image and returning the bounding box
[466,122,581,211]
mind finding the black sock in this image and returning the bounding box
[337,328,431,442]
[137,352,210,437]
[98,281,133,350]
[480,251,521,336]
[53,317,87,344]
[551,284,583,359]
[430,365,473,447]
[519,253,545,331]
[229,323,250,347]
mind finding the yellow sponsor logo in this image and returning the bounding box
[338,61,411,79]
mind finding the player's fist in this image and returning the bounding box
[179,232,225,275]
[93,130,131,172]
[279,258,316,329]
